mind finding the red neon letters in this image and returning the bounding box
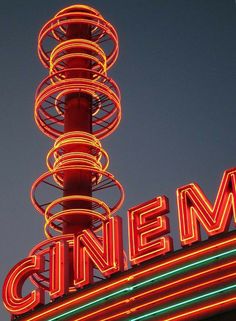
[177,167,236,246]
[3,217,124,315]
[3,167,236,316]
[3,256,44,315]
[128,196,173,265]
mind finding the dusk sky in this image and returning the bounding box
[1,1,236,319]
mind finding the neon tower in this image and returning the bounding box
[3,4,236,321]
[31,4,124,292]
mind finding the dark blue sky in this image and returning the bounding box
[1,1,236,319]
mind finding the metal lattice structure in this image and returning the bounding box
[30,4,124,292]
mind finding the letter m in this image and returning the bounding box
[177,168,236,246]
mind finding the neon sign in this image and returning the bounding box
[3,167,236,315]
[2,4,236,319]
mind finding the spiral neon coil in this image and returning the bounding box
[30,5,124,291]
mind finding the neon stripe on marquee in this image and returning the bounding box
[130,284,236,321]
[75,260,236,320]
[19,235,236,320]
[162,297,236,321]
[39,253,236,320]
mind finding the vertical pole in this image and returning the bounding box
[63,20,92,234]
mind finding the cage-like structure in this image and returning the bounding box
[30,4,124,292]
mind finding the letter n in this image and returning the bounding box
[74,216,123,288]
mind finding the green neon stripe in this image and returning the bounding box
[47,287,132,321]
[47,248,236,321]
[130,283,236,321]
[132,248,236,290]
